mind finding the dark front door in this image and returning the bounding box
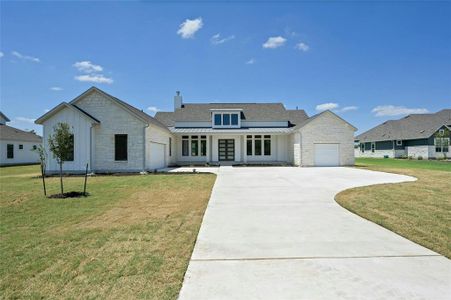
[218,139,235,161]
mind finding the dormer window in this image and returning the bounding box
[211,109,242,128]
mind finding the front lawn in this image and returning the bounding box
[336,158,451,258]
[0,165,216,299]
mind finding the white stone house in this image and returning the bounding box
[36,87,356,173]
[0,112,42,166]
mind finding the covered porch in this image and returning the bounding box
[170,128,293,165]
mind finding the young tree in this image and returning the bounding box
[48,122,74,195]
[33,145,47,196]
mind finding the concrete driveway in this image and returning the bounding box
[179,167,450,299]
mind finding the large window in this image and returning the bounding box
[264,135,271,156]
[200,136,207,156]
[246,135,252,155]
[435,137,450,153]
[7,144,13,159]
[254,135,262,156]
[64,134,74,161]
[182,136,189,156]
[191,136,199,156]
[114,134,128,161]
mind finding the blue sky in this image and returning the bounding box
[1,1,450,135]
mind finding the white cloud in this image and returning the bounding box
[372,105,429,117]
[316,102,339,111]
[15,117,36,123]
[11,51,40,62]
[50,87,63,91]
[211,33,235,45]
[341,106,358,112]
[295,42,309,52]
[262,36,287,49]
[75,74,113,84]
[245,58,256,65]
[177,17,203,39]
[147,106,161,114]
[73,61,103,73]
[0,52,3,58]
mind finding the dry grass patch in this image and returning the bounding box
[0,166,216,299]
[336,159,451,258]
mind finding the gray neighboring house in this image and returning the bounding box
[355,109,451,159]
[36,87,356,173]
[0,112,42,166]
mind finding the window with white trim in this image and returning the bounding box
[396,140,402,146]
[212,112,240,128]
[245,135,272,156]
[182,135,207,157]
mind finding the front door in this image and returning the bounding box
[218,139,235,161]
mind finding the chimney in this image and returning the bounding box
[174,91,183,110]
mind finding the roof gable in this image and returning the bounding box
[69,87,170,132]
[294,110,357,131]
[35,102,100,125]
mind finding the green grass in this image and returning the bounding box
[0,165,216,299]
[356,157,451,171]
[336,158,451,258]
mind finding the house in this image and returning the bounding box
[35,87,356,173]
[355,109,451,159]
[0,112,42,166]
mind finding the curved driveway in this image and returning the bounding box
[179,167,450,299]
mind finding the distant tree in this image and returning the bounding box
[33,145,47,196]
[48,123,74,195]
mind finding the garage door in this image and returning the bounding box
[149,142,166,170]
[314,144,340,166]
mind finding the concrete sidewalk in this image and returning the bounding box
[179,167,450,299]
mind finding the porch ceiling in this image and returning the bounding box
[169,127,293,134]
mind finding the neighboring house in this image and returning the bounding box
[0,112,42,166]
[355,109,451,159]
[35,87,356,173]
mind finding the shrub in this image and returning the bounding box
[417,156,423,160]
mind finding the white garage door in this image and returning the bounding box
[149,142,166,170]
[314,144,340,166]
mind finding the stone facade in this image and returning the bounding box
[298,111,356,166]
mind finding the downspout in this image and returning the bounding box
[143,124,149,172]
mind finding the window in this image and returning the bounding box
[114,134,128,161]
[19,144,23,150]
[200,136,207,156]
[360,143,365,153]
[64,134,74,161]
[246,135,252,155]
[231,114,239,125]
[33,145,37,150]
[191,136,199,156]
[254,135,262,155]
[223,114,230,125]
[439,129,445,135]
[214,114,222,126]
[264,135,271,156]
[435,137,450,153]
[7,144,13,159]
[169,138,172,156]
[396,140,402,146]
[182,136,189,156]
[444,139,449,153]
[371,142,375,153]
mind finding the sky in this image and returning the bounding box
[1,1,450,136]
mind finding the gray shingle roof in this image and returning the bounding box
[356,109,451,142]
[154,104,309,127]
[0,125,42,142]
